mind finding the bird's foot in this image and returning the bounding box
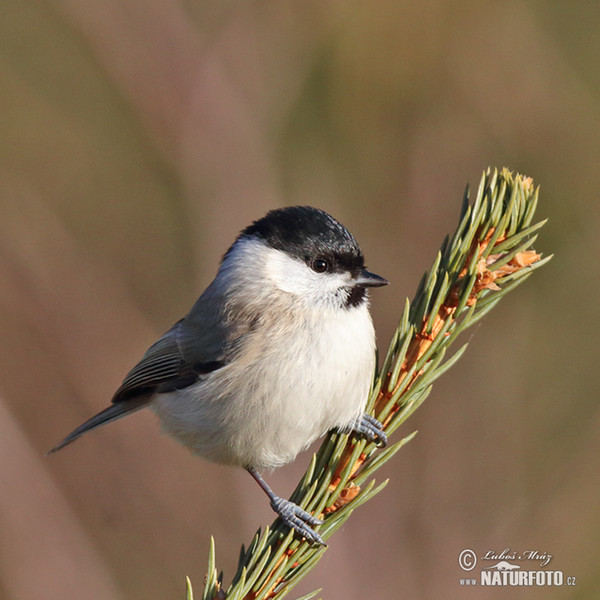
[270,496,325,545]
[352,413,388,447]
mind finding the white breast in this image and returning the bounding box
[152,304,375,470]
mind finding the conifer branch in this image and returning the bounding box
[192,168,551,600]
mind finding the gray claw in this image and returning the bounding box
[271,496,325,545]
[352,413,388,447]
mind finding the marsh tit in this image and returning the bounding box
[50,206,388,545]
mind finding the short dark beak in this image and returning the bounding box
[355,269,389,288]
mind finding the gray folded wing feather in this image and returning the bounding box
[112,310,234,403]
[48,291,242,453]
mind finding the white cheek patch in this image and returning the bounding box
[265,249,351,302]
[265,251,315,294]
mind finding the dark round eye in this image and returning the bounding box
[311,258,329,273]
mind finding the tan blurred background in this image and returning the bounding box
[0,1,597,599]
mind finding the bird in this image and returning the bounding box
[49,206,388,545]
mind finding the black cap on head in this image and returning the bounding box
[240,206,364,274]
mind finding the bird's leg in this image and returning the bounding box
[349,413,388,447]
[246,467,325,545]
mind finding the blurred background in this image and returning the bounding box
[0,1,597,599]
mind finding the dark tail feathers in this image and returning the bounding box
[48,398,149,454]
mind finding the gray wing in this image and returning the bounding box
[112,315,230,403]
[48,290,242,453]
[48,318,227,454]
